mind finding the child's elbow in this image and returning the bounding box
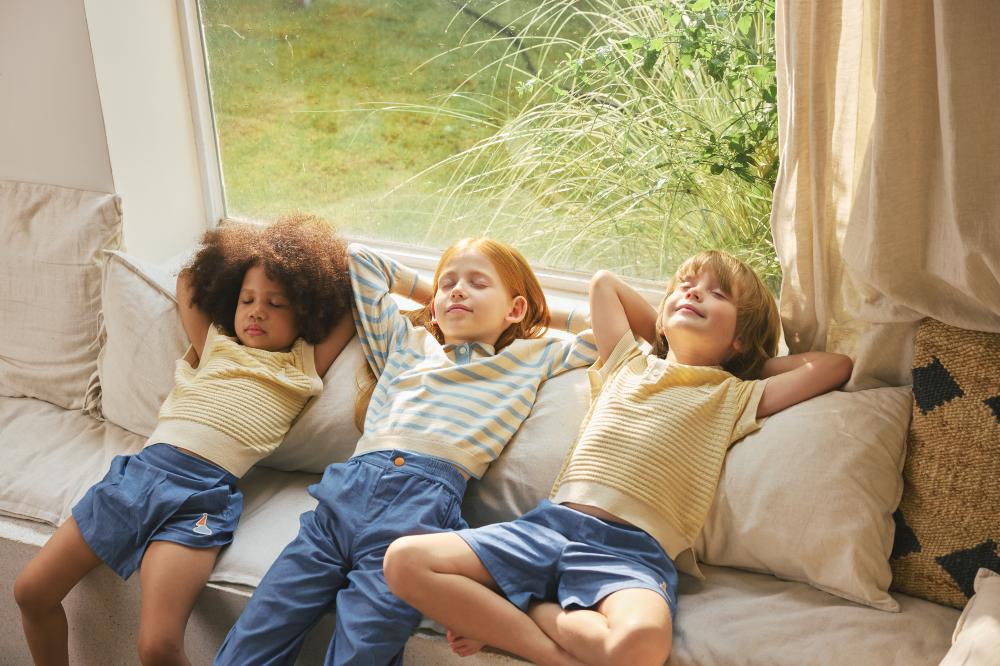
[176,270,191,298]
[590,270,618,292]
[831,354,853,386]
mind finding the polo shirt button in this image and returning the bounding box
[393,456,405,467]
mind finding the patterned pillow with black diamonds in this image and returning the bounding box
[890,318,1000,609]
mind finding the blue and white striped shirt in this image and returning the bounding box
[348,243,598,478]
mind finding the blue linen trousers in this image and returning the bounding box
[215,450,467,666]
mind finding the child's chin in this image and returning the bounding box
[240,336,270,349]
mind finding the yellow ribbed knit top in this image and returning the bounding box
[550,332,766,578]
[146,325,323,477]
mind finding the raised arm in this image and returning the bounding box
[176,269,211,363]
[588,270,658,362]
[313,315,357,378]
[548,303,591,334]
[756,352,853,418]
[347,243,427,376]
[407,273,434,306]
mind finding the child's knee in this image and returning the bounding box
[606,623,672,666]
[383,535,433,596]
[13,569,54,614]
[137,630,184,666]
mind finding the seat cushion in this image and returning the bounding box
[0,397,142,524]
[670,564,958,665]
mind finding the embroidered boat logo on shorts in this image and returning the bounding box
[660,581,668,593]
[193,512,214,536]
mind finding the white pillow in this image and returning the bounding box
[0,180,121,409]
[696,387,911,611]
[258,341,365,473]
[939,568,1000,666]
[462,368,591,527]
[93,251,186,433]
[94,250,363,473]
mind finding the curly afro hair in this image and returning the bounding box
[183,214,351,345]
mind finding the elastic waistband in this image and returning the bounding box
[143,443,238,484]
[545,500,647,534]
[350,449,468,498]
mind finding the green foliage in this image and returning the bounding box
[416,0,780,288]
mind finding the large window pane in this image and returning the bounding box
[199,0,779,287]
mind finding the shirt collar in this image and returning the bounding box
[442,340,496,357]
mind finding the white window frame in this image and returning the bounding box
[174,0,664,307]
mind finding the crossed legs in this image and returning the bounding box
[385,532,672,666]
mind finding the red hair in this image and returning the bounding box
[354,238,550,430]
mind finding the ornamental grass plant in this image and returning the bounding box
[404,0,780,287]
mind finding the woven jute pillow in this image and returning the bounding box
[890,318,1000,609]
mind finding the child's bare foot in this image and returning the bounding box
[446,629,486,657]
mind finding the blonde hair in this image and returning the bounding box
[651,250,780,379]
[354,238,551,430]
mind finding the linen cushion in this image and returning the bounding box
[461,367,590,528]
[93,250,365,473]
[939,568,1000,666]
[92,251,186,433]
[696,387,910,611]
[0,180,121,409]
[890,319,1000,609]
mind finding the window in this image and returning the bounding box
[194,0,779,290]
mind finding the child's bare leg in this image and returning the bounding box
[13,516,103,666]
[384,533,584,666]
[136,541,220,666]
[528,589,672,666]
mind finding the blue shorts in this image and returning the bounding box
[458,500,678,618]
[216,450,468,666]
[71,443,243,580]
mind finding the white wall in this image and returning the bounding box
[0,0,210,263]
[84,0,209,261]
[0,0,113,193]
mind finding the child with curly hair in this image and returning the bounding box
[14,215,355,666]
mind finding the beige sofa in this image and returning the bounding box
[0,180,968,665]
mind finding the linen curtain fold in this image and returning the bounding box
[771,0,1000,388]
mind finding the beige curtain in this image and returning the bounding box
[771,0,1000,388]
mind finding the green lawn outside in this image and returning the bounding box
[201,0,536,245]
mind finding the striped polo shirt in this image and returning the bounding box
[348,243,598,478]
[550,332,766,577]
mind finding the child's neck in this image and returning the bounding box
[665,348,724,368]
[444,337,496,348]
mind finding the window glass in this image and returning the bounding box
[199,0,779,288]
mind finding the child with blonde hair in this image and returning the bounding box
[385,250,853,666]
[216,238,598,665]
[14,215,355,666]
